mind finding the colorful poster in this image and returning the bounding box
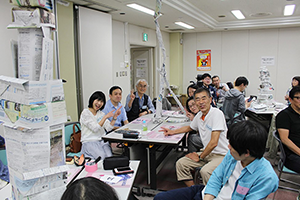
[196,50,211,71]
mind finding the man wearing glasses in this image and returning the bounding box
[200,73,217,107]
[125,79,155,122]
[276,86,300,174]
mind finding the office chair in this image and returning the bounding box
[272,131,300,199]
[152,97,172,110]
[65,122,83,157]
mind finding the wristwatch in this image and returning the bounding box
[112,117,117,121]
[199,156,204,162]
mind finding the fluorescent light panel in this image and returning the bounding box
[127,3,154,16]
[231,10,245,19]
[175,22,195,29]
[284,5,295,16]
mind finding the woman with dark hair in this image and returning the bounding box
[80,91,121,160]
[187,83,198,98]
[285,76,300,104]
[185,97,203,153]
[61,177,119,200]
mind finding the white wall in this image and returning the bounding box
[78,7,113,109]
[0,1,18,77]
[129,24,156,47]
[112,21,130,105]
[0,2,18,137]
[183,27,300,103]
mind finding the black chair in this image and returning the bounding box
[152,97,172,110]
[272,131,300,199]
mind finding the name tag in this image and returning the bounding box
[236,184,249,195]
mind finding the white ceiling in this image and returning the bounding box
[64,0,300,32]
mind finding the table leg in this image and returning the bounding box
[147,144,157,189]
[123,142,130,159]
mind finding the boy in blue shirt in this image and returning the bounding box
[154,120,278,200]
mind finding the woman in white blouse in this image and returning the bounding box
[80,91,121,160]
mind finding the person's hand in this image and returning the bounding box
[186,111,194,121]
[130,89,135,100]
[245,99,252,108]
[106,109,115,119]
[113,106,122,119]
[159,127,174,136]
[285,95,289,100]
[139,111,147,117]
[222,87,228,92]
[185,152,200,162]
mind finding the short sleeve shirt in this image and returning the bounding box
[102,100,127,127]
[276,105,300,154]
[190,106,229,155]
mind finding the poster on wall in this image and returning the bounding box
[136,58,147,68]
[261,56,275,66]
[196,50,211,71]
[136,68,146,78]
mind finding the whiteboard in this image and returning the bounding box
[78,7,113,110]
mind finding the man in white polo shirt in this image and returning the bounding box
[160,87,228,186]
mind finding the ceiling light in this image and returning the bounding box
[284,5,295,16]
[231,10,245,19]
[127,3,154,16]
[175,22,195,29]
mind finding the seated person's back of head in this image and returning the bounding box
[61,177,119,200]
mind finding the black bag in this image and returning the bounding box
[70,124,82,153]
[103,156,129,170]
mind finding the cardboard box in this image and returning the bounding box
[0,100,67,129]
[0,76,64,105]
[8,7,55,29]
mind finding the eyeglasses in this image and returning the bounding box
[138,85,147,88]
[189,103,197,108]
[293,96,300,100]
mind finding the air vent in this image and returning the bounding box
[250,12,272,17]
[169,28,185,32]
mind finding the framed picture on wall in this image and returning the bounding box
[196,50,211,71]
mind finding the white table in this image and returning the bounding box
[1,161,140,200]
[0,182,11,200]
[68,160,140,200]
[102,114,189,192]
[246,101,287,158]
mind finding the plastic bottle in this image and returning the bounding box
[142,120,148,132]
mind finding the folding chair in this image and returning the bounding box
[272,131,300,199]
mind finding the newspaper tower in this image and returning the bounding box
[258,66,274,104]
